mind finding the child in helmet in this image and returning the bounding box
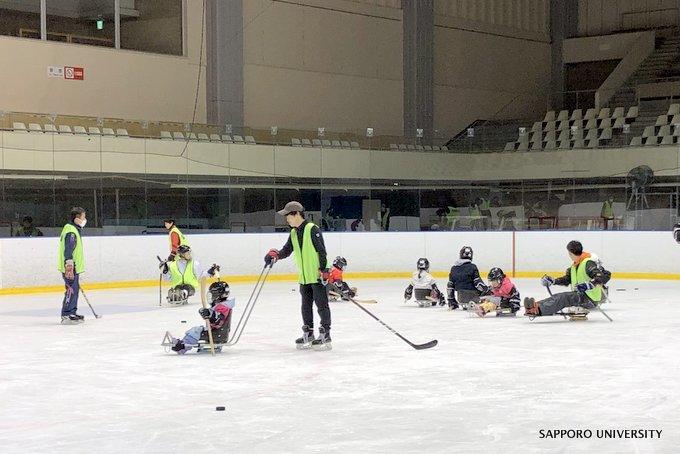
[404,258,446,307]
[474,267,521,317]
[446,246,488,310]
[159,245,219,305]
[170,280,235,354]
[327,256,357,301]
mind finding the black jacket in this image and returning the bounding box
[447,259,488,300]
[278,220,328,270]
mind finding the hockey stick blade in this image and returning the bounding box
[412,339,438,350]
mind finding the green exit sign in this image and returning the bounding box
[96,19,104,30]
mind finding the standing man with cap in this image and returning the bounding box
[58,207,87,324]
[164,218,189,261]
[264,201,332,350]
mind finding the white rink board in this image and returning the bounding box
[1,231,680,289]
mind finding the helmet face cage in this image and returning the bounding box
[488,267,505,287]
[460,246,473,260]
[417,258,429,271]
[208,281,230,304]
[333,256,347,270]
[177,245,191,258]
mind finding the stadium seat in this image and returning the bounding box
[340,141,350,148]
[116,128,129,137]
[88,126,101,135]
[671,114,680,126]
[232,135,245,143]
[221,134,233,143]
[642,126,655,138]
[173,132,185,140]
[531,122,542,133]
[557,120,569,131]
[629,136,642,146]
[644,136,658,146]
[573,138,585,148]
[186,132,197,140]
[655,115,669,126]
[668,103,680,116]
[613,117,625,129]
[160,131,172,140]
[197,133,209,141]
[424,145,433,151]
[599,118,612,129]
[571,128,583,140]
[585,129,598,141]
[557,110,569,121]
[431,145,441,151]
[586,139,598,148]
[398,144,407,150]
[291,138,302,147]
[407,144,416,150]
[516,141,529,151]
[390,143,398,150]
[543,111,555,123]
[598,108,610,119]
[210,134,221,142]
[441,145,449,151]
[331,140,342,148]
[415,144,424,151]
[28,123,42,133]
[544,140,557,150]
[58,125,73,134]
[544,130,556,142]
[312,139,322,147]
[626,106,638,119]
[611,107,625,118]
[584,119,598,130]
[558,140,571,150]
[661,135,674,145]
[570,109,583,122]
[658,125,671,137]
[504,142,515,151]
[301,139,312,147]
[245,135,256,144]
[322,139,332,147]
[544,121,556,131]
[73,126,87,134]
[584,108,598,120]
[102,127,115,136]
[530,140,542,151]
[674,125,680,137]
[12,122,28,132]
[558,130,570,142]
[350,141,360,149]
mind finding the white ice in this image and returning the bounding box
[1,278,679,454]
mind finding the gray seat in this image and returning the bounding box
[321,139,332,147]
[12,122,27,132]
[221,134,233,142]
[244,135,256,144]
[58,125,73,134]
[197,133,210,141]
[101,127,115,136]
[160,131,173,140]
[331,140,342,148]
[302,139,313,147]
[28,123,43,133]
[209,133,222,142]
[88,127,101,135]
[232,135,245,143]
[173,132,185,140]
[116,128,129,137]
[340,140,351,148]
[350,141,360,149]
[73,126,87,134]
[312,139,322,147]
[291,138,302,147]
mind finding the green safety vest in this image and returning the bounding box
[169,226,189,254]
[445,206,459,225]
[291,223,321,285]
[570,257,602,302]
[168,259,199,289]
[58,224,85,273]
[601,200,614,218]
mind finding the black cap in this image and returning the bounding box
[567,240,583,255]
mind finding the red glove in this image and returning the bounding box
[264,249,279,266]
[320,268,330,285]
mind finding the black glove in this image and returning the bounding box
[207,264,220,277]
[541,275,554,287]
[199,308,212,319]
[264,249,279,266]
[159,261,169,274]
[438,294,446,306]
[404,286,413,300]
[447,298,459,309]
[167,253,175,262]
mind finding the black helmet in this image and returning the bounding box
[208,281,230,303]
[416,257,430,271]
[177,245,191,255]
[488,267,505,282]
[333,256,348,270]
[459,246,473,260]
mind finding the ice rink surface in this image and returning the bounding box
[1,278,679,454]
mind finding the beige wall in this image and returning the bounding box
[433,1,551,137]
[0,0,205,123]
[243,0,403,135]
[578,0,680,37]
[563,31,646,63]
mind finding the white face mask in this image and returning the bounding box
[76,218,87,228]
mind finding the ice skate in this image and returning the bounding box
[61,314,84,325]
[311,326,332,351]
[171,337,188,354]
[295,325,315,350]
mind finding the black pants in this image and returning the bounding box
[300,283,331,331]
[537,291,595,316]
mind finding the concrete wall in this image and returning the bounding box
[0,0,205,123]
[563,31,648,63]
[1,230,678,290]
[433,0,552,137]
[5,131,678,182]
[578,0,680,37]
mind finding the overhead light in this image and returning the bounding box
[1,174,68,180]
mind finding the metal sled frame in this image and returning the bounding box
[224,264,272,346]
[161,331,227,353]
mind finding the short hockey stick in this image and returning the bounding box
[348,297,437,350]
[79,287,102,319]
[544,277,612,322]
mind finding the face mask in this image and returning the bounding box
[76,218,87,228]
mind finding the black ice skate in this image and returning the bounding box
[171,338,187,354]
[61,314,84,325]
[295,325,315,350]
[311,326,332,351]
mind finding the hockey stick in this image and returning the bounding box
[156,256,165,307]
[348,297,437,350]
[226,264,272,346]
[544,277,612,322]
[329,290,376,304]
[200,273,216,356]
[79,287,102,319]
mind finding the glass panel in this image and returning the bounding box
[0,0,41,40]
[120,0,183,55]
[46,0,115,48]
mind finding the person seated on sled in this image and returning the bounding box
[159,245,219,305]
[327,256,357,301]
[523,240,611,317]
[404,258,446,307]
[171,281,235,354]
[474,267,520,317]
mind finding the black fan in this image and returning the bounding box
[626,165,654,188]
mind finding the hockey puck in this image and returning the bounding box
[215,406,225,411]
[616,289,626,292]
[181,320,187,323]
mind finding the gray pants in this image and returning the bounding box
[538,291,596,316]
[457,290,480,306]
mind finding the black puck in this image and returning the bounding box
[216,406,225,411]
[181,320,186,323]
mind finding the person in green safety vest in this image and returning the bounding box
[601,196,615,230]
[164,218,189,261]
[14,216,43,237]
[524,240,611,317]
[160,245,219,305]
[264,201,332,350]
[58,207,87,324]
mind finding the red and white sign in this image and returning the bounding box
[64,66,84,80]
